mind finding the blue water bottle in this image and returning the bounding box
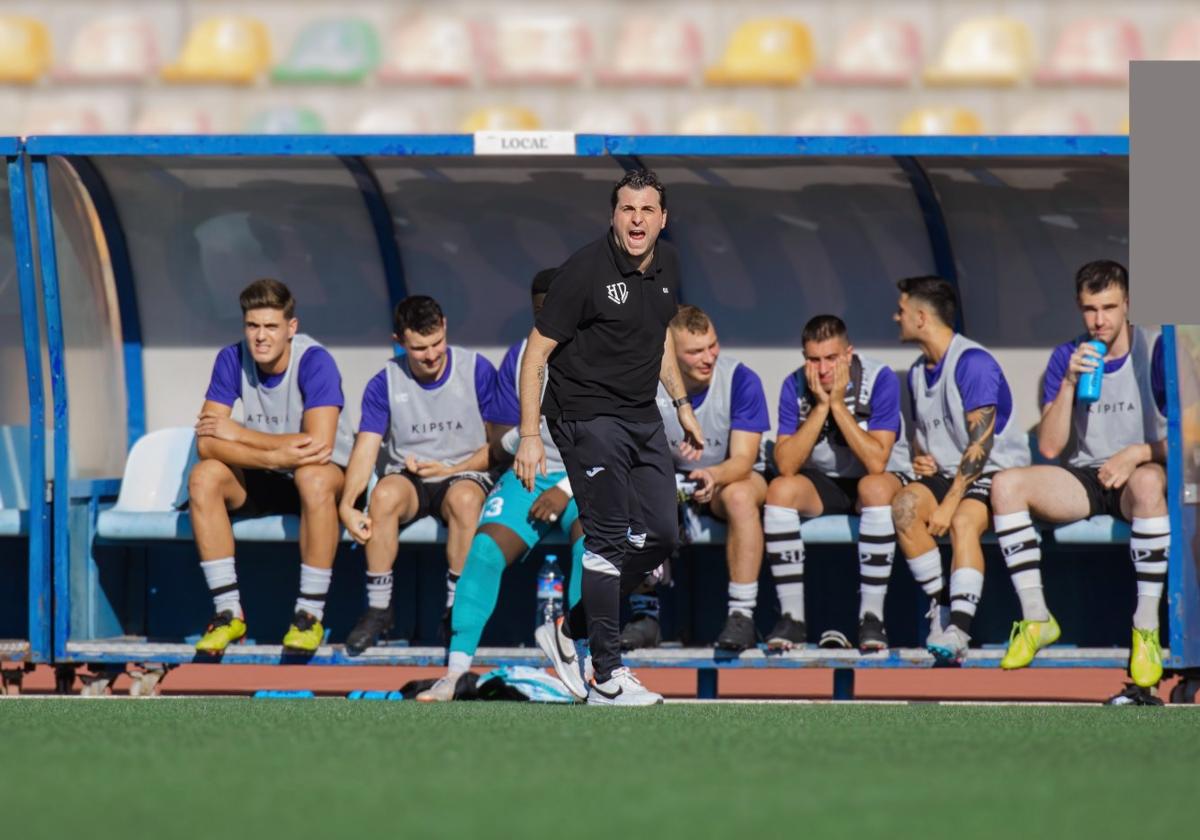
[1075,339,1107,404]
[536,554,564,629]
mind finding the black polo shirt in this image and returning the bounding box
[536,232,680,422]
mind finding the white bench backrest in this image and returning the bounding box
[113,427,198,512]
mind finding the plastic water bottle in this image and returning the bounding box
[536,554,564,628]
[1076,339,1107,404]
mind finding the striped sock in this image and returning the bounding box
[366,570,393,610]
[764,504,805,621]
[906,548,944,598]
[994,511,1048,621]
[295,564,332,622]
[728,581,757,617]
[1130,516,1170,630]
[200,557,242,619]
[446,570,461,609]
[858,506,895,620]
[949,567,983,634]
[629,593,660,620]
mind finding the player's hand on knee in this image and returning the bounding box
[928,501,954,537]
[688,468,715,504]
[530,486,569,522]
[912,454,938,477]
[1098,449,1138,489]
[341,507,372,544]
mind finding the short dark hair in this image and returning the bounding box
[531,268,557,297]
[239,278,295,319]
[669,304,712,334]
[611,169,667,211]
[801,314,848,345]
[897,275,957,328]
[1074,259,1128,299]
[393,295,445,336]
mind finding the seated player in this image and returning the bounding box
[991,260,1169,687]
[621,304,770,653]
[189,278,355,653]
[338,295,502,654]
[764,315,913,652]
[889,276,1031,664]
[418,270,587,702]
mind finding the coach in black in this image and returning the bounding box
[517,170,703,706]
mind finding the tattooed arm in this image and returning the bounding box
[514,327,559,491]
[928,405,995,537]
[662,328,704,459]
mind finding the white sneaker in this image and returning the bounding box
[416,673,461,702]
[587,667,663,706]
[927,624,970,665]
[535,617,588,700]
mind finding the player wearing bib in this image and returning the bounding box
[990,261,1169,688]
[339,296,502,655]
[190,279,356,653]
[889,276,1031,664]
[765,315,914,653]
[619,305,769,653]
[418,270,588,702]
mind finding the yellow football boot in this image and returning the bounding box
[195,611,247,653]
[1129,627,1163,688]
[282,611,325,652]
[1000,614,1061,670]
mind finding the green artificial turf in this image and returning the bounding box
[0,700,1195,839]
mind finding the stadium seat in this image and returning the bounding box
[351,106,429,134]
[377,14,477,84]
[483,17,591,83]
[460,106,541,132]
[272,18,379,83]
[0,16,50,83]
[0,425,29,537]
[571,105,651,135]
[1165,19,1200,60]
[788,108,873,134]
[596,19,700,85]
[1035,18,1141,85]
[923,17,1033,86]
[54,16,158,81]
[1118,115,1129,134]
[162,17,271,84]
[898,106,983,135]
[133,106,216,134]
[243,107,325,134]
[677,106,763,135]
[705,18,815,85]
[23,104,107,134]
[813,18,921,85]
[1008,107,1093,135]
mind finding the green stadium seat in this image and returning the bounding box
[272,18,380,84]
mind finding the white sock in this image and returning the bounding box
[858,506,895,620]
[906,548,944,598]
[1130,516,1170,630]
[447,651,472,675]
[446,570,460,609]
[994,511,1049,621]
[295,564,332,622]
[949,567,984,635]
[366,570,393,610]
[728,581,757,617]
[764,504,805,621]
[200,557,242,619]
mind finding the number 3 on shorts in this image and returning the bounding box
[482,496,504,519]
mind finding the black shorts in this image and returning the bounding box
[797,468,914,516]
[1063,465,1127,521]
[394,470,494,525]
[234,469,301,517]
[916,472,996,511]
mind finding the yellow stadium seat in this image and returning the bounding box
[485,17,590,83]
[1117,116,1129,134]
[705,18,814,85]
[677,106,762,135]
[814,18,921,86]
[789,108,872,135]
[598,18,700,85]
[162,17,270,84]
[378,15,477,84]
[0,16,51,83]
[56,16,158,81]
[1009,107,1093,135]
[460,106,541,132]
[1036,18,1141,85]
[923,17,1033,86]
[898,106,983,135]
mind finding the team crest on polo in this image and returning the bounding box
[606,282,629,304]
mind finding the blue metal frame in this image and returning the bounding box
[30,157,73,660]
[1162,326,1198,668]
[6,151,50,661]
[24,135,475,157]
[64,156,145,449]
[895,155,964,333]
[338,156,407,308]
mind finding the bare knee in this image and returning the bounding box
[950,510,986,543]
[188,459,230,506]
[721,479,764,522]
[1126,465,1167,516]
[294,465,338,507]
[891,487,921,533]
[368,480,406,520]
[857,474,895,508]
[989,469,1026,513]
[443,482,483,524]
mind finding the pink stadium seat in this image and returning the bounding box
[55,16,159,81]
[596,19,700,85]
[1164,19,1200,60]
[571,105,652,135]
[1035,18,1141,85]
[134,106,216,134]
[813,18,921,86]
[788,108,873,135]
[23,103,108,134]
[377,14,477,85]
[1008,107,1094,135]
[483,17,591,84]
